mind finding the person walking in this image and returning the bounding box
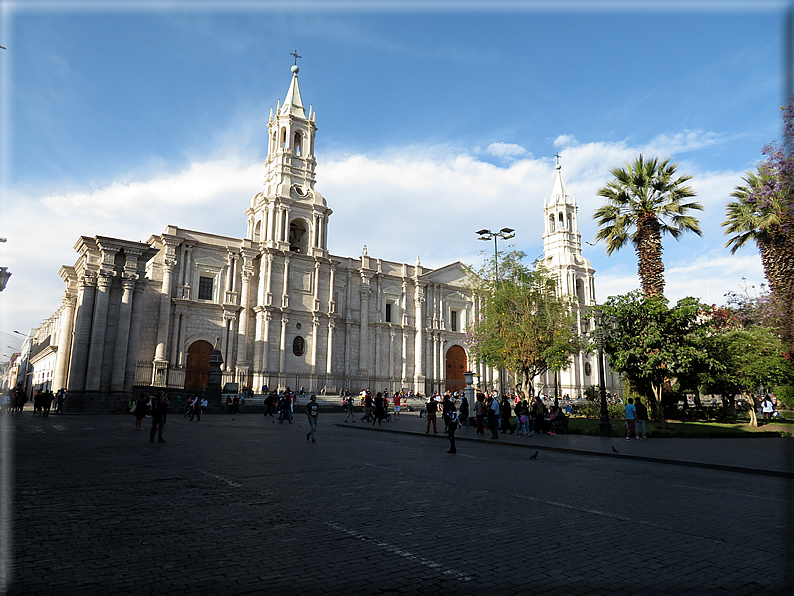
[425,396,438,434]
[474,393,486,435]
[134,394,148,431]
[459,394,469,429]
[393,392,401,420]
[149,391,169,443]
[373,392,386,426]
[500,395,514,435]
[343,395,357,422]
[447,404,459,454]
[624,397,637,441]
[189,395,201,421]
[635,397,648,439]
[488,395,500,439]
[360,392,373,422]
[305,395,319,443]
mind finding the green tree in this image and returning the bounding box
[701,326,794,425]
[466,251,583,396]
[723,168,794,348]
[594,291,713,427]
[594,155,703,298]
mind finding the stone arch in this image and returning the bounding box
[575,278,585,303]
[445,344,467,393]
[293,131,302,156]
[549,214,555,233]
[185,340,213,391]
[288,217,310,253]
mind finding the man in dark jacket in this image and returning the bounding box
[149,391,169,443]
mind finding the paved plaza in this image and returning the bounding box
[2,408,793,595]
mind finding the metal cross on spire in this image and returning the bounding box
[554,152,561,166]
[290,50,302,65]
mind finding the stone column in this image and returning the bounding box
[110,277,137,392]
[264,252,274,306]
[84,272,114,392]
[154,252,177,363]
[236,250,256,372]
[358,282,372,374]
[401,330,407,384]
[389,329,396,384]
[268,202,277,244]
[313,260,321,311]
[279,314,289,373]
[124,281,147,394]
[262,312,272,371]
[326,320,335,375]
[328,265,336,313]
[311,316,320,376]
[281,256,290,308]
[413,283,425,393]
[52,292,76,392]
[431,333,439,387]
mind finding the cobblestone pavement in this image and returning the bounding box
[2,411,792,595]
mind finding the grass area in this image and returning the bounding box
[567,417,792,438]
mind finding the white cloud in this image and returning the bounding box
[553,134,577,148]
[2,132,766,337]
[485,142,529,159]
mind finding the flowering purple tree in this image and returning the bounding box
[723,97,794,353]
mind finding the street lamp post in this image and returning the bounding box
[476,227,515,396]
[476,227,515,282]
[586,312,613,437]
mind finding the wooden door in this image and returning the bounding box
[445,345,467,393]
[185,341,213,391]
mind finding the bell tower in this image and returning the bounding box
[246,61,331,258]
[541,158,596,307]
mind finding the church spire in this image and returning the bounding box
[280,64,306,118]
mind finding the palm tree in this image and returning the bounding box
[723,168,794,344]
[594,155,703,297]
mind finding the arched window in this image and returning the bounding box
[549,214,555,233]
[559,212,565,229]
[253,220,262,243]
[289,218,309,253]
[575,278,585,303]
[293,131,302,156]
[567,214,573,232]
[281,127,287,149]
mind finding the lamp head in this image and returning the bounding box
[476,228,491,236]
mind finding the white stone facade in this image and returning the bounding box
[42,67,480,411]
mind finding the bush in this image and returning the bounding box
[773,385,794,409]
[584,385,600,400]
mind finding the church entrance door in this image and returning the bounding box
[445,345,467,393]
[185,340,213,391]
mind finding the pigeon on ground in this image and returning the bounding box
[529,451,538,459]
[612,446,619,453]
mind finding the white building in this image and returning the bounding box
[35,65,488,412]
[28,64,615,411]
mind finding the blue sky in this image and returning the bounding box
[0,0,787,355]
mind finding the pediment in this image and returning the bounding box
[419,261,471,287]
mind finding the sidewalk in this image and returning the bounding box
[335,412,794,478]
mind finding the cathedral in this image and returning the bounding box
[25,64,617,412]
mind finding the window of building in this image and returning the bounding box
[385,303,392,323]
[450,309,458,332]
[198,276,214,300]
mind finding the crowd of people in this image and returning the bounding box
[1,385,66,416]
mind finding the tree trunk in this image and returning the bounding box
[650,382,666,429]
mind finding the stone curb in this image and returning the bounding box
[334,422,794,480]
